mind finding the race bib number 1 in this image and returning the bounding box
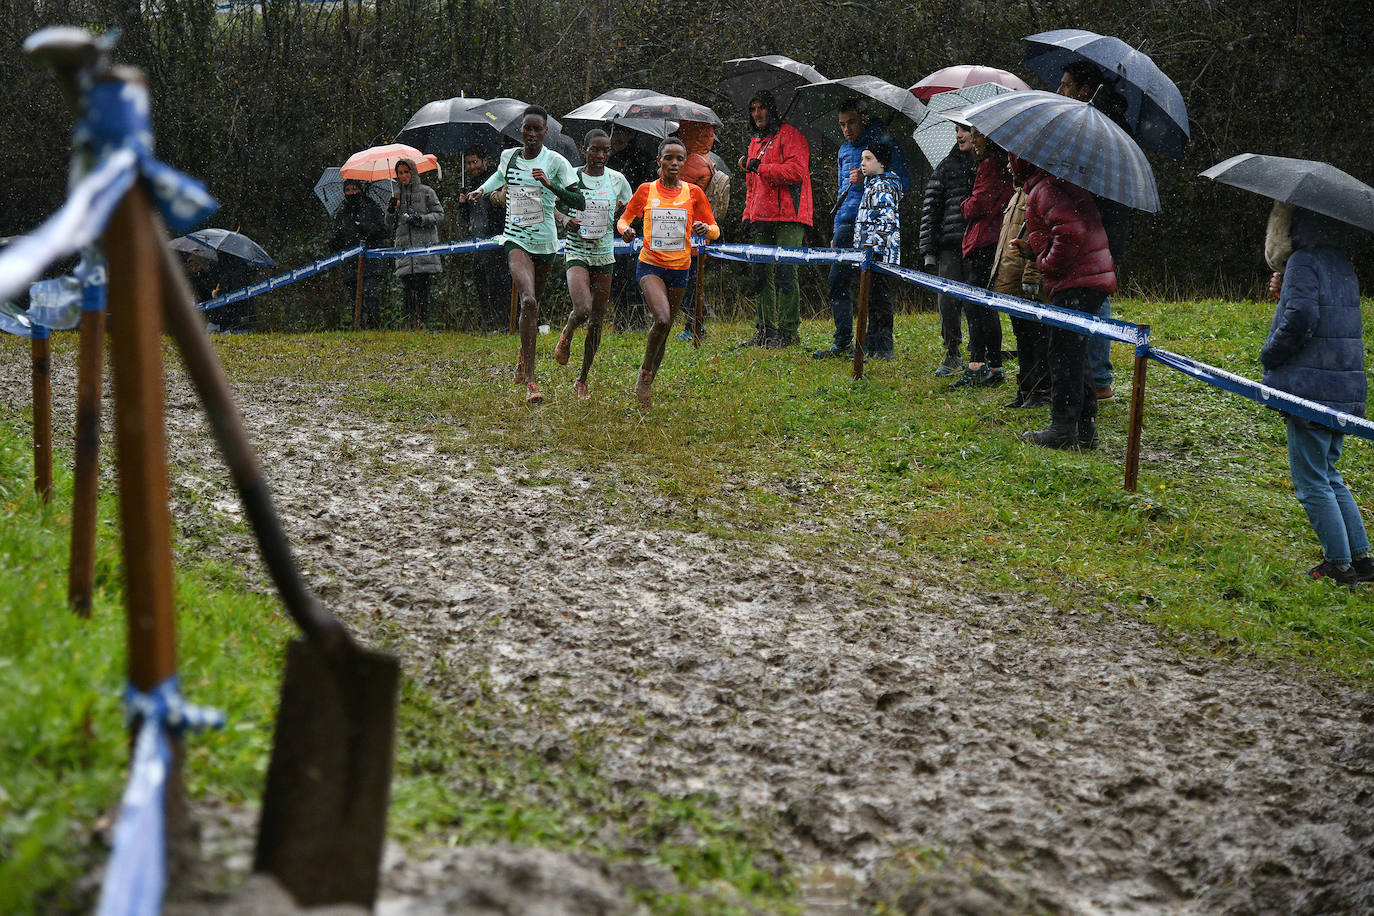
[649,208,689,251]
[508,185,543,227]
[579,200,611,240]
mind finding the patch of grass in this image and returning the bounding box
[200,296,1374,681]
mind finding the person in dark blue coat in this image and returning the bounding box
[813,99,908,358]
[1261,204,1369,584]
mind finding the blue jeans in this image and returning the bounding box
[827,222,856,348]
[1286,417,1369,564]
[1089,297,1114,387]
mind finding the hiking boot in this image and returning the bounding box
[977,367,1007,387]
[1003,392,1026,409]
[812,343,852,359]
[1310,560,1360,586]
[934,353,962,376]
[525,382,543,405]
[1078,420,1099,450]
[733,328,767,349]
[552,330,572,366]
[634,368,655,410]
[1353,555,1374,581]
[1020,425,1080,449]
[573,379,591,400]
[1021,392,1051,409]
[764,329,799,349]
[949,366,987,389]
[1096,385,1115,402]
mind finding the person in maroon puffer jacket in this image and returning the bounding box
[1009,154,1115,449]
[950,125,1013,389]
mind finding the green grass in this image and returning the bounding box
[2,293,1372,912]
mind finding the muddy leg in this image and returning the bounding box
[507,249,537,383]
[578,273,613,396]
[557,266,592,367]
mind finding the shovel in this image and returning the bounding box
[154,220,399,908]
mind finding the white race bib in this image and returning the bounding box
[649,207,689,251]
[578,200,611,240]
[508,185,543,227]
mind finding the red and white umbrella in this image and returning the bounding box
[908,65,1030,101]
[340,143,441,181]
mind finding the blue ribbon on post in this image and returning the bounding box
[96,676,224,916]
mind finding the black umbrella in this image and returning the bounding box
[1023,29,1189,159]
[394,96,502,159]
[1201,154,1374,232]
[564,88,680,139]
[614,93,721,127]
[170,229,275,269]
[719,55,826,148]
[793,75,928,164]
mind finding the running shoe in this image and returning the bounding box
[573,379,591,400]
[525,382,543,405]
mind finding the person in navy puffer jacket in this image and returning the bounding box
[1261,203,1370,585]
[813,99,908,358]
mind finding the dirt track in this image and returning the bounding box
[6,352,1373,915]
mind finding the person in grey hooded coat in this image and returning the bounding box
[386,158,444,329]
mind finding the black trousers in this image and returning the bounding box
[1047,288,1107,429]
[402,273,431,329]
[472,250,511,331]
[1010,314,1050,398]
[963,246,1001,366]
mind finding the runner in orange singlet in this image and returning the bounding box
[617,138,720,410]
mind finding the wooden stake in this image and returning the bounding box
[69,306,106,615]
[31,330,52,503]
[852,266,871,381]
[103,180,177,692]
[1124,324,1151,492]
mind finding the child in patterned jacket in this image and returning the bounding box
[854,141,902,358]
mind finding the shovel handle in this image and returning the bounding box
[153,217,352,656]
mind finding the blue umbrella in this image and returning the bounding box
[957,90,1159,212]
[1023,29,1189,159]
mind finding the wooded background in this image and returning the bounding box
[2,0,1371,327]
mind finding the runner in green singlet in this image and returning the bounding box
[552,129,633,400]
[465,105,584,404]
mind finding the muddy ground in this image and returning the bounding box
[6,351,1373,915]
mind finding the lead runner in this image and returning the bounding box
[617,137,720,410]
[465,106,584,404]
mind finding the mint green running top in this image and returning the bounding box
[479,146,580,255]
[562,167,634,266]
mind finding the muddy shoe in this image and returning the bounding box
[1020,425,1079,449]
[1310,560,1359,586]
[634,368,655,410]
[733,329,767,350]
[933,353,962,376]
[525,382,543,405]
[553,331,572,366]
[573,379,591,400]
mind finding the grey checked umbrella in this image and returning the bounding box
[1201,154,1374,232]
[1023,29,1189,159]
[563,89,680,139]
[913,83,1018,168]
[171,229,276,268]
[958,90,1159,211]
[313,167,395,217]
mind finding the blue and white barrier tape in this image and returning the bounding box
[874,261,1145,346]
[1148,346,1374,441]
[706,243,864,268]
[97,676,224,916]
[197,245,364,312]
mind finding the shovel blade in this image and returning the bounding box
[253,637,400,908]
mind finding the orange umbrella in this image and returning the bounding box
[339,143,441,181]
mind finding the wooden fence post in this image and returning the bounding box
[69,304,106,615]
[31,328,52,503]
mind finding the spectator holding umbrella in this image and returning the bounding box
[1009,153,1114,449]
[949,120,1012,388]
[813,98,908,359]
[330,179,389,329]
[1056,61,1130,401]
[386,158,444,330]
[919,122,977,376]
[737,90,812,349]
[457,145,511,331]
[989,167,1050,409]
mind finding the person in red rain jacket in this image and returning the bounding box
[949,122,1014,389]
[1010,154,1115,450]
[736,90,813,348]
